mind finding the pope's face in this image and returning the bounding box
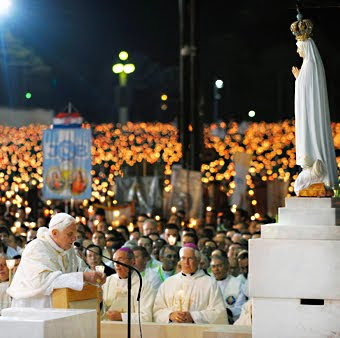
[51,222,77,250]
[180,248,199,274]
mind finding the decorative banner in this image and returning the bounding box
[230,152,252,210]
[166,166,203,219]
[114,176,162,215]
[42,128,92,200]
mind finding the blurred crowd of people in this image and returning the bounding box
[0,200,272,325]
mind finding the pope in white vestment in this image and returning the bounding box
[102,247,155,323]
[7,213,105,308]
[153,244,228,324]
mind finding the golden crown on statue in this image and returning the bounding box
[290,18,313,41]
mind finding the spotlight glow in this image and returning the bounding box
[248,110,256,118]
[0,0,11,15]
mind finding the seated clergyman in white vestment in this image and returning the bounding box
[210,255,241,323]
[7,213,106,308]
[153,244,229,324]
[102,247,156,323]
[132,246,162,290]
[0,254,11,311]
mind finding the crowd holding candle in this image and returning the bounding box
[0,120,338,324]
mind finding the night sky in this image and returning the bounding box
[0,0,339,123]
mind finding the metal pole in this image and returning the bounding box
[127,268,131,338]
[179,0,191,170]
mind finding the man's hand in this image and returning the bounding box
[292,66,300,79]
[106,310,122,321]
[83,271,106,285]
[169,311,193,323]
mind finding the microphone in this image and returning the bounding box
[74,241,142,301]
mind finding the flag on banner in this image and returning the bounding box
[42,128,92,200]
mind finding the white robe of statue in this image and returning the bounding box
[7,228,85,308]
[0,281,11,311]
[294,38,338,194]
[102,271,155,322]
[153,269,228,324]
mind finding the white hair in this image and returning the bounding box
[48,213,76,234]
[179,246,201,260]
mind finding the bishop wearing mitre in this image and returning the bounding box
[7,213,105,308]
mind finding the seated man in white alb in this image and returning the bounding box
[211,255,242,323]
[132,246,162,290]
[102,247,155,323]
[153,243,228,324]
[7,213,105,308]
[137,236,161,269]
[0,254,11,311]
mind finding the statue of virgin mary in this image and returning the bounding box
[291,18,338,195]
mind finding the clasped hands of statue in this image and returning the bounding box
[292,66,300,79]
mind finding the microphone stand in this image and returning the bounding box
[74,242,142,338]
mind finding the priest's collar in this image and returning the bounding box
[181,272,195,277]
[181,269,199,277]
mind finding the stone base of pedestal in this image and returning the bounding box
[253,298,340,338]
[250,197,340,338]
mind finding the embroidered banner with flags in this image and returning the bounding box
[42,128,92,200]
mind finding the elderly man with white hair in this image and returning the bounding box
[7,213,106,308]
[153,243,228,324]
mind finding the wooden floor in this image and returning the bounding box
[101,321,251,338]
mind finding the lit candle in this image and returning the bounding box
[178,290,184,311]
[6,259,16,285]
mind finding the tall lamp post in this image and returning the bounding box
[112,51,135,124]
[213,79,223,122]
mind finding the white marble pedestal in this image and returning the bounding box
[0,308,97,338]
[249,197,340,337]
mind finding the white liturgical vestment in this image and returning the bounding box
[0,281,11,311]
[153,269,228,324]
[142,267,162,290]
[102,272,155,323]
[7,228,84,308]
[213,275,242,320]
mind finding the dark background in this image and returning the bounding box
[0,0,339,123]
